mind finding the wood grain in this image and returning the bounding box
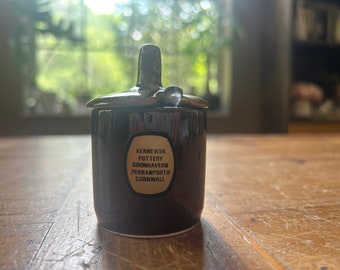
[0,135,339,269]
[206,135,340,269]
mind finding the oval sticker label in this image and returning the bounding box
[126,134,174,195]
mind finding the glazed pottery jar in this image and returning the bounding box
[87,44,208,237]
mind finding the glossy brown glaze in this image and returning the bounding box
[91,107,207,236]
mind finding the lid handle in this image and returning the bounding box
[136,44,162,96]
[159,86,183,107]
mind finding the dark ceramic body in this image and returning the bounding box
[91,106,207,236]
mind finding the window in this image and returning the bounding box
[12,0,233,117]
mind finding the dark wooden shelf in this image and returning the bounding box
[289,120,340,133]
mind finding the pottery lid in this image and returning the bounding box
[87,44,209,110]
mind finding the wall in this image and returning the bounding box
[0,0,23,134]
[226,0,291,133]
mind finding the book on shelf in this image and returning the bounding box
[294,0,340,45]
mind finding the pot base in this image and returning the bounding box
[98,220,200,239]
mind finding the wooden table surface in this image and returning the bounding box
[0,134,339,269]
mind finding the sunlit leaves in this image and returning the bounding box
[109,0,222,96]
[16,0,231,109]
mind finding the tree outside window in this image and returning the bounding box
[11,0,233,116]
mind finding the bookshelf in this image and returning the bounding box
[291,0,340,130]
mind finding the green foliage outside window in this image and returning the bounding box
[11,0,232,115]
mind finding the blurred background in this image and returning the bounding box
[1,0,339,134]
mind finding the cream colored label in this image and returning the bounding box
[126,134,174,195]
